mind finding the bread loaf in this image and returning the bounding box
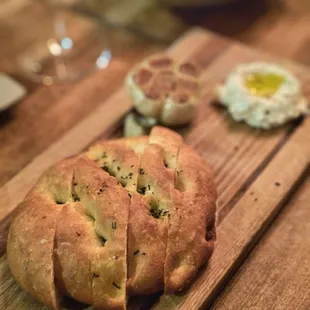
[7,127,216,309]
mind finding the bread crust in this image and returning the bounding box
[166,145,217,292]
[73,158,129,310]
[54,203,94,304]
[7,126,216,308]
[85,136,168,295]
[7,195,61,310]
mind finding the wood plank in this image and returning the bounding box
[0,255,43,310]
[211,175,310,310]
[0,60,127,187]
[151,118,310,310]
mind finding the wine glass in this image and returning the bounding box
[18,0,112,85]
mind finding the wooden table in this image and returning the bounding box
[2,0,310,188]
[0,1,309,310]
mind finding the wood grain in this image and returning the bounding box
[0,27,309,310]
[212,175,310,310]
[0,255,46,310]
[151,118,310,310]
[1,2,310,309]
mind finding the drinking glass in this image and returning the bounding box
[18,0,112,85]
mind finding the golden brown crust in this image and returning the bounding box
[7,157,130,309]
[7,158,78,309]
[85,136,168,295]
[7,126,217,308]
[165,145,217,292]
[73,158,129,310]
[54,203,94,304]
[149,126,182,168]
[127,193,167,295]
[7,195,61,310]
[147,127,217,292]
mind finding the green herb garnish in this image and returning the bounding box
[137,187,146,195]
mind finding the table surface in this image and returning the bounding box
[0,1,309,309]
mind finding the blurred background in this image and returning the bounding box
[1,0,310,187]
[2,0,310,78]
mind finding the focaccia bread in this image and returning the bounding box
[125,54,201,126]
[7,127,216,309]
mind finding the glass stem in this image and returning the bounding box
[53,10,69,80]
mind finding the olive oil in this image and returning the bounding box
[244,73,285,97]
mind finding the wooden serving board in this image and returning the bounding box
[0,28,309,310]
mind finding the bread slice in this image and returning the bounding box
[148,127,217,292]
[165,145,217,291]
[7,196,61,309]
[6,157,78,309]
[54,203,95,305]
[136,128,180,293]
[86,137,167,295]
[73,158,129,309]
